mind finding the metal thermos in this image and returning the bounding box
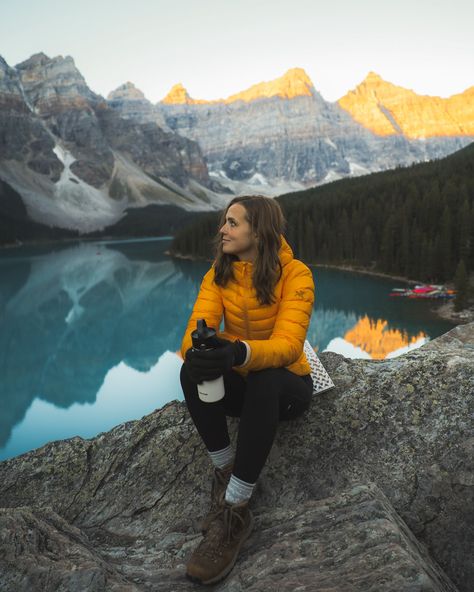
[191,319,225,402]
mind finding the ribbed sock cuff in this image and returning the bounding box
[207,443,234,469]
[225,473,256,504]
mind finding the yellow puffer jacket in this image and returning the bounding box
[180,234,315,378]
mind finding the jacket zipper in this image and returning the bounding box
[243,263,250,339]
[243,297,250,339]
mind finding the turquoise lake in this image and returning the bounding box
[0,236,456,461]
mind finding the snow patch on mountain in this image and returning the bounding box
[50,143,127,232]
[208,168,306,197]
[324,137,338,150]
[320,169,344,184]
[348,161,371,176]
[247,172,268,185]
[0,146,126,233]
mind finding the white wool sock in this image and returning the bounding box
[207,443,234,469]
[225,473,256,504]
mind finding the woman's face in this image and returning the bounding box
[219,203,258,262]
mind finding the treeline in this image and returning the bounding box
[170,141,474,309]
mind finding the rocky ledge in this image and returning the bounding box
[0,322,473,591]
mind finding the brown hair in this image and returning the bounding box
[210,195,287,306]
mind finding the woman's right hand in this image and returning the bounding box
[184,348,222,384]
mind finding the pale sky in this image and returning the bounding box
[1,0,472,104]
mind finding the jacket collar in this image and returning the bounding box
[231,234,294,276]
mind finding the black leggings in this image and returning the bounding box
[180,363,313,484]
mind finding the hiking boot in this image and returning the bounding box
[186,490,254,586]
[200,462,234,534]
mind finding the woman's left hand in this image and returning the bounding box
[191,336,247,375]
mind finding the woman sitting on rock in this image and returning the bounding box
[180,194,315,586]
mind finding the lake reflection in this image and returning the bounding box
[0,237,456,461]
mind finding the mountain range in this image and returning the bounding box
[0,52,472,236]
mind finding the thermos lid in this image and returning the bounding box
[191,319,217,348]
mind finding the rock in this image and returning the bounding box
[107,82,170,131]
[161,68,315,105]
[0,321,472,591]
[15,52,104,115]
[0,53,227,237]
[339,72,474,139]
[154,69,474,196]
[0,56,64,182]
[0,506,138,591]
[215,482,459,592]
[430,300,474,325]
[0,484,458,592]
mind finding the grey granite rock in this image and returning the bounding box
[13,53,223,194]
[0,485,459,591]
[107,82,171,132]
[0,53,227,234]
[0,321,472,591]
[155,93,473,197]
[108,70,474,198]
[0,55,64,181]
[0,506,139,591]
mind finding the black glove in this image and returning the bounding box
[184,345,228,384]
[185,337,247,383]
[184,348,209,384]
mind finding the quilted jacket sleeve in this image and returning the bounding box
[239,262,315,371]
[180,265,239,360]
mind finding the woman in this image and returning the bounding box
[180,195,315,586]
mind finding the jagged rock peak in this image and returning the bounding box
[350,71,401,96]
[280,66,315,89]
[358,70,474,100]
[13,52,91,90]
[0,55,18,80]
[107,81,147,101]
[364,70,385,82]
[0,55,12,70]
[226,67,315,102]
[161,67,316,106]
[161,82,192,104]
[14,52,51,70]
[0,54,28,111]
[12,52,103,115]
[338,70,474,138]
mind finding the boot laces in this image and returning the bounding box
[199,501,247,560]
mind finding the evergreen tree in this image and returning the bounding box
[380,212,396,271]
[360,225,373,267]
[453,259,468,312]
[439,205,452,281]
[340,208,351,261]
[458,199,471,273]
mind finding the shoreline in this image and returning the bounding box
[307,261,474,324]
[306,261,427,286]
[167,250,473,325]
[0,234,173,250]
[0,236,110,250]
